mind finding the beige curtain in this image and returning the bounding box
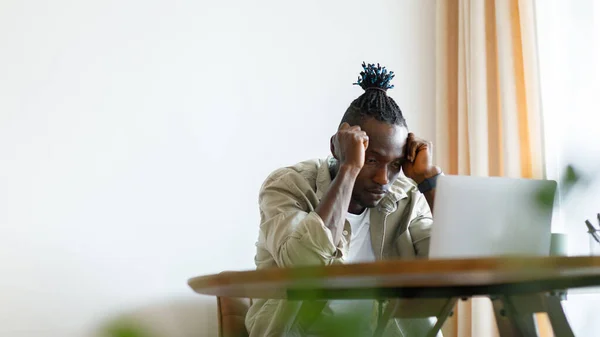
[434,0,551,336]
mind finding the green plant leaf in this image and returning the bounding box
[102,320,153,337]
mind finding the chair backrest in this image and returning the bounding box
[216,296,251,337]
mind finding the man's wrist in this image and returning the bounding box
[338,163,362,178]
[410,166,442,185]
[418,172,443,193]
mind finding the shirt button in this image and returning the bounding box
[342,230,349,236]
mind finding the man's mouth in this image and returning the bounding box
[366,189,387,195]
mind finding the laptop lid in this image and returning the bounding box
[428,175,557,259]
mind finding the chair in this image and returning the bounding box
[216,296,251,337]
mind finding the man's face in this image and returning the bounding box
[350,118,408,213]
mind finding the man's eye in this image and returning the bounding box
[391,162,402,169]
[366,158,377,164]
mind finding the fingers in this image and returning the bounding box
[337,123,366,140]
[405,133,417,162]
[333,122,369,169]
[351,128,369,149]
[415,143,428,165]
[361,133,369,150]
[405,133,433,163]
[339,122,363,132]
[410,143,419,163]
[334,123,369,152]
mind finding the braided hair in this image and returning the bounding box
[341,62,407,127]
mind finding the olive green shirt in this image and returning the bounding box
[245,157,436,337]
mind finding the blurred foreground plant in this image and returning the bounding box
[536,164,587,210]
[101,319,154,337]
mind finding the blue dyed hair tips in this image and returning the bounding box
[353,62,395,92]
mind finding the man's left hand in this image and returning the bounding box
[401,133,442,184]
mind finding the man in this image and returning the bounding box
[246,63,444,336]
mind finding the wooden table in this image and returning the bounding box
[189,256,600,336]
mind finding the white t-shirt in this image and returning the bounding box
[309,209,376,335]
[345,208,376,263]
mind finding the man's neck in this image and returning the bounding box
[348,202,366,215]
[328,158,339,180]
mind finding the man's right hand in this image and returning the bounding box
[331,122,369,170]
[320,122,369,246]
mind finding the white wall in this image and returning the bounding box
[0,1,436,336]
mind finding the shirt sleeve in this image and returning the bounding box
[408,192,433,258]
[258,169,345,267]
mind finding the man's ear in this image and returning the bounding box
[330,136,338,159]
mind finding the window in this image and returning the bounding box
[535,1,600,335]
[536,0,599,249]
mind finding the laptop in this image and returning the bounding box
[428,175,557,259]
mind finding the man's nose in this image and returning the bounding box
[373,165,389,186]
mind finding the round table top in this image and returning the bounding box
[188,256,600,299]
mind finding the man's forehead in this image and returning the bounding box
[367,143,405,157]
[365,125,408,144]
[366,128,407,157]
